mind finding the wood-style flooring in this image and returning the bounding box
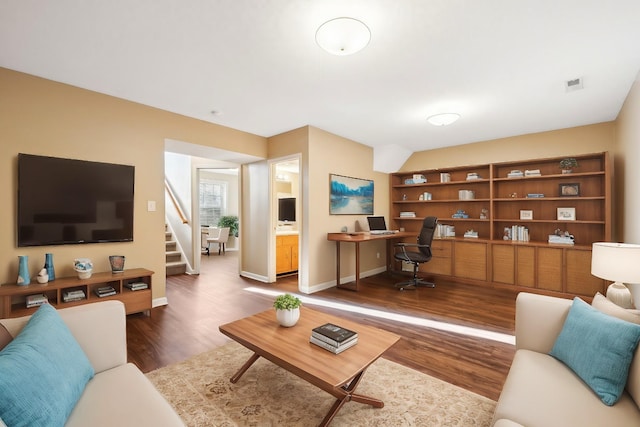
[126,252,518,401]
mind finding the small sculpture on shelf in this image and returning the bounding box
[480,208,488,219]
[36,268,49,284]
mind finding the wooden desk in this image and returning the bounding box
[219,307,400,426]
[327,232,415,291]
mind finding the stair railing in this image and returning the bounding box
[165,179,188,224]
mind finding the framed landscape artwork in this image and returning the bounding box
[329,174,374,215]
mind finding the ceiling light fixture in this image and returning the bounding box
[315,17,371,56]
[427,113,461,126]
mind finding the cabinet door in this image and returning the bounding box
[454,241,487,281]
[420,240,453,276]
[516,246,535,287]
[566,249,604,296]
[537,247,563,292]
[492,244,514,285]
[290,238,299,271]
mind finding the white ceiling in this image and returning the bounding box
[2,0,640,155]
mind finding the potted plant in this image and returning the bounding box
[273,293,301,327]
[559,158,578,174]
[218,215,239,237]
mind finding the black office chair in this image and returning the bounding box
[393,216,438,290]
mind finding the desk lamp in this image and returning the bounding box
[591,242,640,309]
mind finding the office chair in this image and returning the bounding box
[393,216,438,290]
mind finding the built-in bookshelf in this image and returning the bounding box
[390,152,611,297]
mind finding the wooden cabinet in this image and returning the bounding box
[420,239,453,276]
[391,152,610,297]
[0,268,153,318]
[276,234,298,275]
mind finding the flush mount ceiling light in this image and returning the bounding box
[427,113,461,126]
[315,17,371,56]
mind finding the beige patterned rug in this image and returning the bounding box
[146,341,496,426]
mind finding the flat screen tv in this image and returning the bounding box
[278,197,296,222]
[17,154,135,247]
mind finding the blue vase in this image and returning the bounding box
[17,256,30,286]
[44,253,55,281]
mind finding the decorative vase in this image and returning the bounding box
[276,308,300,327]
[606,282,633,309]
[109,255,125,273]
[44,253,55,281]
[17,256,30,286]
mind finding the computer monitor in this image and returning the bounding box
[367,216,387,231]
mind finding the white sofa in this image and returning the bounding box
[492,292,640,427]
[0,301,184,427]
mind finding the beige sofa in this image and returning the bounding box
[492,292,640,427]
[0,301,184,427]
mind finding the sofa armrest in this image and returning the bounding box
[515,292,573,352]
[0,301,127,374]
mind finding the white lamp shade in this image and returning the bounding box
[591,242,640,284]
[316,18,371,56]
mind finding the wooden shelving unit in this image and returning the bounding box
[390,152,611,297]
[0,268,153,318]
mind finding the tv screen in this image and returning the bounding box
[17,154,135,247]
[278,197,296,222]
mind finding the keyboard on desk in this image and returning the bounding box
[370,230,399,235]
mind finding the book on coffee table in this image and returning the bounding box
[310,335,358,354]
[312,323,358,347]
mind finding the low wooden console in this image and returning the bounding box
[0,268,153,318]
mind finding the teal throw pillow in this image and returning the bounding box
[0,304,94,427]
[550,297,640,406]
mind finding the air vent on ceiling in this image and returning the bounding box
[565,77,584,92]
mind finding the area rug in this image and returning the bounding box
[146,341,496,426]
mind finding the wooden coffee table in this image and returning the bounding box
[219,306,400,426]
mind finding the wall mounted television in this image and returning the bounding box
[17,153,135,247]
[278,197,296,222]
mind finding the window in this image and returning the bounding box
[199,180,227,227]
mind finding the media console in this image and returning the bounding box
[0,268,153,318]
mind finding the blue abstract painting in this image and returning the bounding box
[329,174,374,215]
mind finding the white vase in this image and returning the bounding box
[276,308,300,327]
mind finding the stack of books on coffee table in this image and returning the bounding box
[310,323,358,354]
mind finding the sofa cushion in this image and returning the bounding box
[0,304,94,427]
[550,297,640,405]
[65,363,185,427]
[493,349,640,426]
[592,292,640,324]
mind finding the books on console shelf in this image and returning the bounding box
[524,169,541,177]
[548,235,575,245]
[507,170,524,178]
[312,323,358,345]
[95,286,116,298]
[63,289,86,302]
[26,294,48,308]
[124,282,148,291]
[399,211,416,217]
[526,193,545,198]
[310,335,358,354]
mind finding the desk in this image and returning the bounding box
[327,232,415,291]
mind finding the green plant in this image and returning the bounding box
[559,158,579,170]
[218,215,239,237]
[273,293,301,310]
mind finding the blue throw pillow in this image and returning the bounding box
[0,304,94,427]
[550,297,640,405]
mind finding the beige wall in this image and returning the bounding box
[307,127,389,291]
[0,68,267,301]
[615,77,640,243]
[402,122,616,171]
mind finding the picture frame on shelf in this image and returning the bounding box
[519,210,533,220]
[559,183,580,197]
[557,207,576,221]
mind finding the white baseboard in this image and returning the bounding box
[240,271,269,283]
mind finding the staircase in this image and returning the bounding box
[165,226,187,276]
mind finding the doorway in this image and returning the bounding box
[273,158,300,283]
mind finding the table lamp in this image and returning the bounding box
[591,242,640,309]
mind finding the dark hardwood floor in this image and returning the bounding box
[127,252,518,401]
